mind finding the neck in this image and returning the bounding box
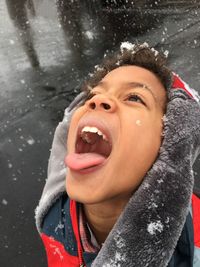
[83,195,131,245]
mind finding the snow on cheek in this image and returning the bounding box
[135,119,142,126]
[147,220,164,235]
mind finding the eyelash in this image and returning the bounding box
[126,93,146,106]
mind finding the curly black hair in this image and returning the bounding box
[82,43,172,95]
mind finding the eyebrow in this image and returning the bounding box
[97,81,157,103]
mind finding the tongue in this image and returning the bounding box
[65,153,106,171]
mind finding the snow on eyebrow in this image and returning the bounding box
[147,220,164,235]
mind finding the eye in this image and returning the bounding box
[126,94,146,105]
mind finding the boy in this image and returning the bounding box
[36,42,200,266]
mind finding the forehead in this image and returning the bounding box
[99,65,167,109]
[101,66,163,89]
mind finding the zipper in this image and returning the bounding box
[78,239,85,267]
[70,200,85,267]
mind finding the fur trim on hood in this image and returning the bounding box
[35,69,200,266]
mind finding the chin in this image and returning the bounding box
[66,181,109,205]
[66,180,94,204]
[67,191,98,205]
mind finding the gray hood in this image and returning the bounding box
[35,73,200,267]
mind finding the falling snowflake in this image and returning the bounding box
[9,39,15,45]
[20,79,25,84]
[2,199,8,205]
[27,137,35,145]
[8,163,13,169]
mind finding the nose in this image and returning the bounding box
[87,94,117,112]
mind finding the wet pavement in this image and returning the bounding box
[0,1,200,266]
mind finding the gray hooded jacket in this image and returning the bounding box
[35,66,200,266]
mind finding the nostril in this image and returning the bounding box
[89,102,111,110]
[101,103,111,110]
[89,102,96,109]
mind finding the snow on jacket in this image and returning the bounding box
[35,72,200,266]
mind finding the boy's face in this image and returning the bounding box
[65,66,167,204]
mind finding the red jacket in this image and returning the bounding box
[39,193,200,267]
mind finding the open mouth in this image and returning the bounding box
[65,123,113,172]
[76,126,112,159]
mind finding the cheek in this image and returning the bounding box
[124,116,162,161]
[138,122,162,163]
[67,121,77,151]
[133,115,163,132]
[66,129,72,151]
[66,108,85,149]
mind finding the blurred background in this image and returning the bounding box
[0,0,200,266]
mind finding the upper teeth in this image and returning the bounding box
[81,126,108,141]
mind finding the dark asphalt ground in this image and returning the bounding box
[0,1,200,266]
